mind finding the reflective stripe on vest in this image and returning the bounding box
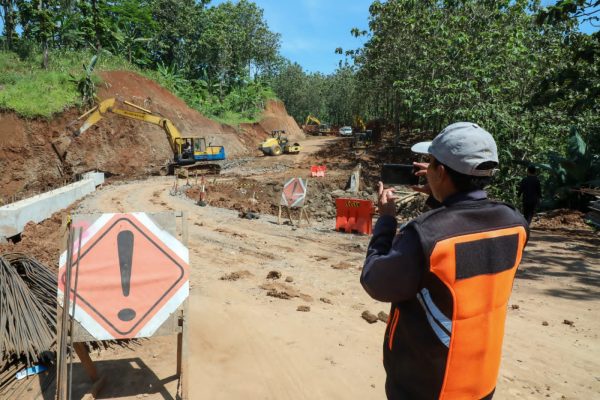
[417,288,452,347]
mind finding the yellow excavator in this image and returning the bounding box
[52,98,226,175]
[303,115,321,135]
[258,130,300,156]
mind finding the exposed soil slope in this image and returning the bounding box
[238,99,304,151]
[0,71,298,201]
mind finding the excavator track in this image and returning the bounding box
[162,161,223,176]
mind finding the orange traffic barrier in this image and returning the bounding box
[335,198,373,235]
[310,165,327,177]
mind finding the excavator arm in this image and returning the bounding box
[303,114,321,135]
[304,114,321,126]
[353,115,366,132]
[73,98,183,154]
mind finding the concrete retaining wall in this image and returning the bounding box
[0,173,104,239]
[82,171,105,187]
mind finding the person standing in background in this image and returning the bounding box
[518,165,542,224]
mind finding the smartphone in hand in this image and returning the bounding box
[381,164,419,186]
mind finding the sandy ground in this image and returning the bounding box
[15,137,599,399]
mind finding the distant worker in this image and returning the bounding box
[361,122,529,400]
[518,165,542,224]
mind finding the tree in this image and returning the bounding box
[0,0,18,50]
[148,0,201,72]
[103,0,156,65]
[333,0,597,203]
[195,0,280,96]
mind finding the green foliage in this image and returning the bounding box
[151,62,276,124]
[0,69,79,118]
[195,0,280,90]
[69,53,99,108]
[339,0,599,206]
[537,0,600,25]
[0,0,282,123]
[269,61,357,126]
[0,49,136,117]
[537,130,600,208]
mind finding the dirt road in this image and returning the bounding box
[62,137,599,399]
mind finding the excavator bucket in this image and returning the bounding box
[51,101,109,162]
[51,136,73,162]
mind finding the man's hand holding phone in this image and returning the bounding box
[410,162,431,195]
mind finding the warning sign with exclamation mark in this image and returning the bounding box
[58,213,189,340]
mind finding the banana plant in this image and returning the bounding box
[69,53,98,109]
[537,128,600,208]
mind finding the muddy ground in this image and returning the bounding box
[1,135,598,400]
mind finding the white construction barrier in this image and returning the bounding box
[0,173,104,240]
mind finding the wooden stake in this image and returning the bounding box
[284,206,294,226]
[81,375,106,400]
[73,343,98,382]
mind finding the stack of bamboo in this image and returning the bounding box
[0,253,57,395]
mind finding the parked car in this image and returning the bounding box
[339,126,353,136]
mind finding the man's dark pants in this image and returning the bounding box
[523,201,536,224]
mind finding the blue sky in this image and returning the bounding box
[210,0,372,73]
[211,0,598,74]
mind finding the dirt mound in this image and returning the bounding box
[97,71,246,152]
[535,209,594,233]
[59,71,249,178]
[239,100,304,150]
[0,111,80,203]
[0,208,69,270]
[260,100,304,139]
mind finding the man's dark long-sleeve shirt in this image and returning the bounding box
[360,190,488,303]
[518,175,541,204]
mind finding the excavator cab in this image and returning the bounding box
[176,137,226,163]
[181,139,194,160]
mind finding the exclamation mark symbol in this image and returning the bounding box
[117,230,136,322]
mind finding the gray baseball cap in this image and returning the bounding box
[410,122,498,177]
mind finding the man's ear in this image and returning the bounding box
[436,163,446,181]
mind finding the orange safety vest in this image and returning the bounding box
[383,200,528,400]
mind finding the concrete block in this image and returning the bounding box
[0,174,103,238]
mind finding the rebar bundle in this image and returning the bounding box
[0,253,57,392]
